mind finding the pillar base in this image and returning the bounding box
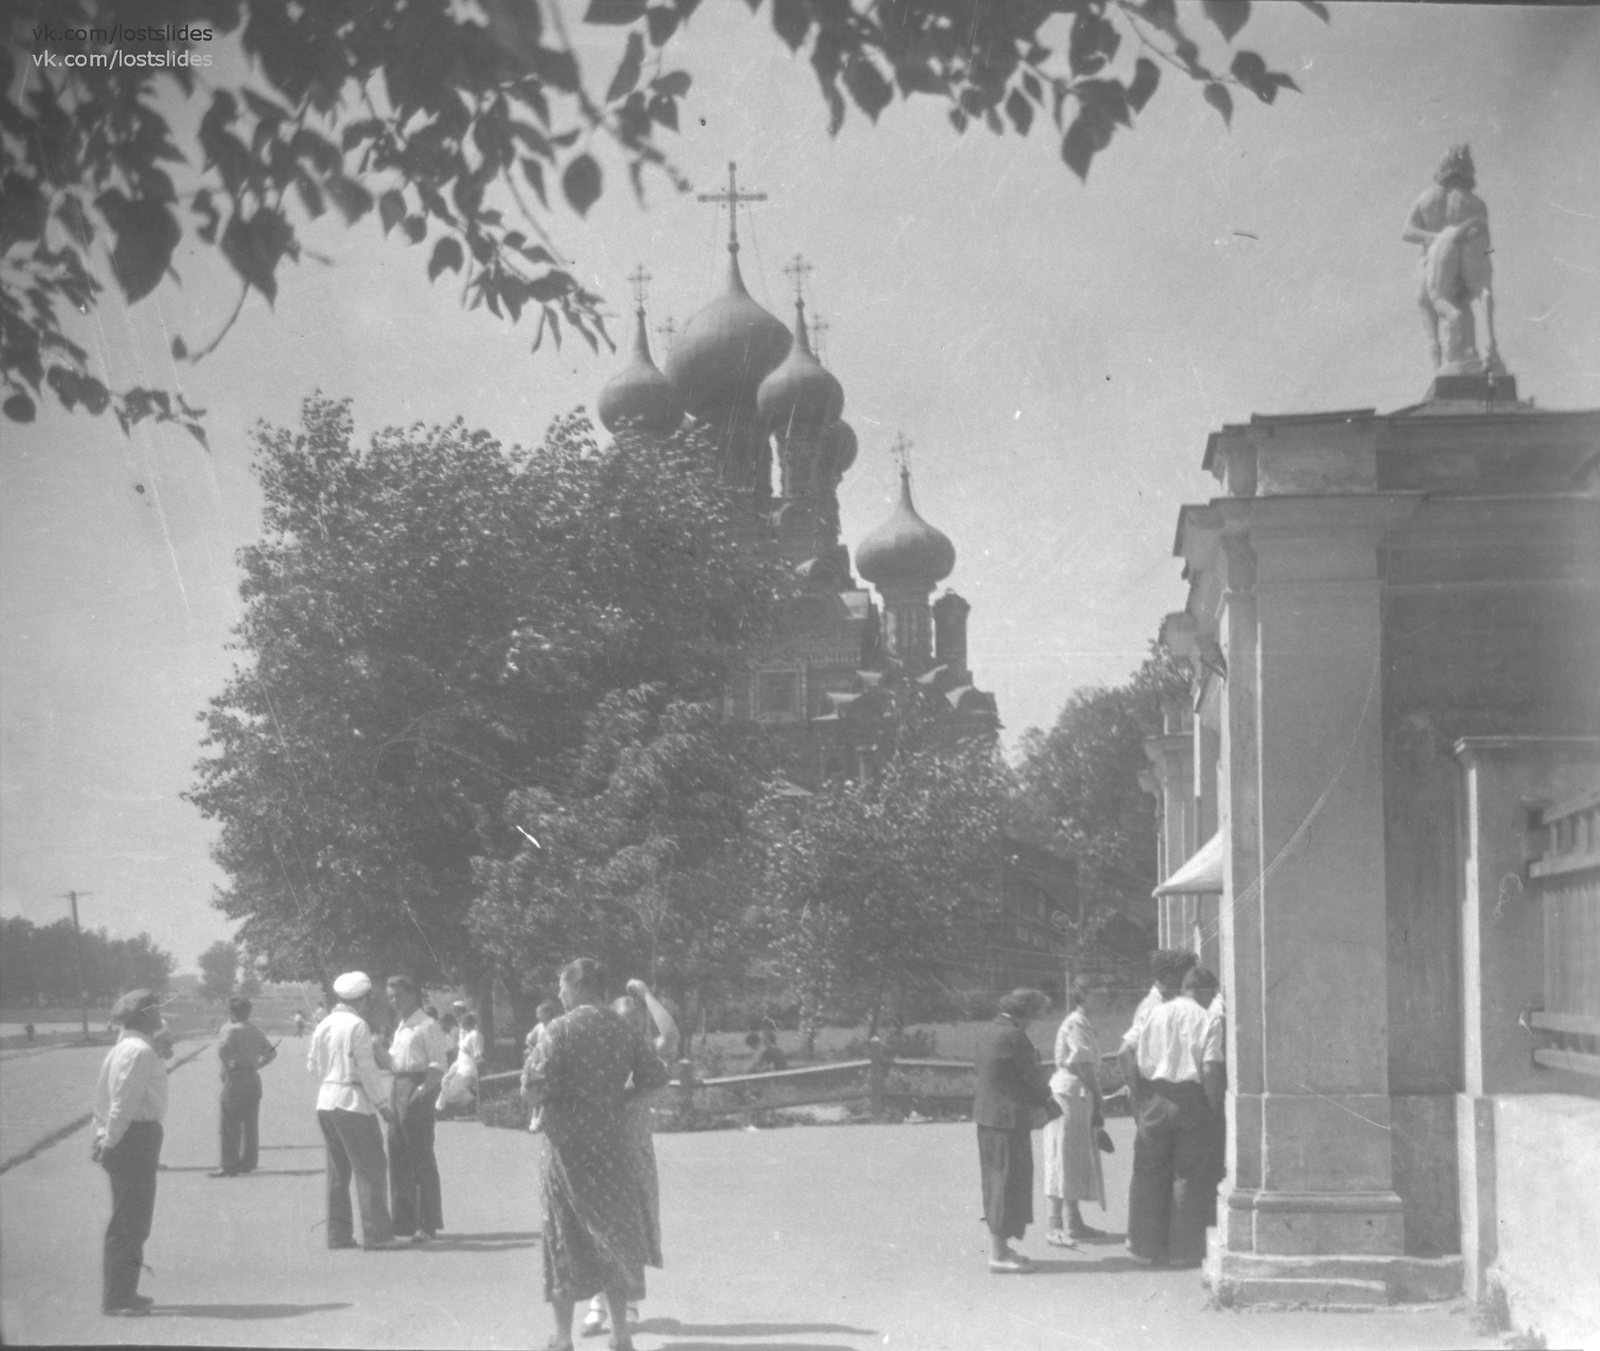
[1206,1231,1463,1307]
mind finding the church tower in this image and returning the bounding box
[594,164,997,780]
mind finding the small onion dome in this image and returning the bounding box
[757,296,844,433]
[825,419,858,476]
[855,468,956,590]
[664,251,792,417]
[598,308,681,436]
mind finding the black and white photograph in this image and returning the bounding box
[2,0,1597,1347]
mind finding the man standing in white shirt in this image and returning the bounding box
[307,971,396,1250]
[1117,962,1221,1267]
[92,989,171,1316]
[385,974,447,1242]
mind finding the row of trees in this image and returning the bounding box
[0,916,174,1007]
[187,397,1182,1041]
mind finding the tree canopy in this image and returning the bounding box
[3,0,1321,436]
[197,937,239,1002]
[753,670,1012,1038]
[0,915,174,1005]
[1011,645,1187,948]
[185,397,791,990]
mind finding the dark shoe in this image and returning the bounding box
[104,1294,153,1316]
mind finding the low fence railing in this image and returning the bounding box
[480,1040,1129,1127]
[1528,784,1600,1079]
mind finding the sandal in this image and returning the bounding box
[1044,1229,1079,1248]
[581,1306,607,1337]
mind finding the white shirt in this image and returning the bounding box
[94,1029,168,1148]
[1121,984,1165,1052]
[307,1005,388,1114]
[390,1008,448,1074]
[1132,992,1219,1082]
[1049,1007,1101,1098]
[455,1028,483,1071]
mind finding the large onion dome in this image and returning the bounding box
[757,296,844,433]
[598,308,682,436]
[825,419,858,476]
[856,468,956,590]
[664,251,792,418]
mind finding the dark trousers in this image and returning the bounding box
[317,1108,392,1247]
[386,1078,443,1236]
[219,1072,262,1173]
[1127,1080,1219,1264]
[102,1120,162,1308]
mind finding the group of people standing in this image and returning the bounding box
[970,948,1226,1274]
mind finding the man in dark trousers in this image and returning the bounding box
[385,974,447,1242]
[92,989,171,1315]
[1119,963,1223,1267]
[212,996,277,1176]
[972,988,1058,1273]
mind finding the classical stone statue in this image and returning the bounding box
[1403,145,1502,376]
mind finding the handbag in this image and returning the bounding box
[1095,1126,1115,1154]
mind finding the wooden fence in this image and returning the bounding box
[481,1040,1128,1127]
[1528,784,1600,1079]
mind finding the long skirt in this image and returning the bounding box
[1042,1092,1105,1207]
[976,1125,1033,1240]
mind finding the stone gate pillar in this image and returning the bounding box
[1209,494,1422,1305]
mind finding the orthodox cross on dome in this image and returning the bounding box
[809,312,830,363]
[696,161,767,256]
[655,315,677,350]
[783,252,814,300]
[626,264,652,314]
[890,432,914,479]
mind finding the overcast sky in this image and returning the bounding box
[3,2,1597,971]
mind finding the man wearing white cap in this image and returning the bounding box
[307,972,396,1249]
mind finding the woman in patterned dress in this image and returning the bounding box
[581,979,680,1339]
[1043,976,1109,1244]
[526,958,669,1351]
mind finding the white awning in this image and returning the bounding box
[1154,830,1224,896]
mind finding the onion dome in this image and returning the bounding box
[664,250,792,417]
[598,307,682,436]
[856,468,956,590]
[825,420,858,476]
[757,296,844,433]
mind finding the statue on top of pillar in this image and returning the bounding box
[1403,144,1502,377]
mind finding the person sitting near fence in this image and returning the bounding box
[1119,963,1221,1268]
[973,988,1059,1274]
[745,1021,787,1074]
[1043,976,1111,1246]
[526,957,670,1351]
[437,1012,482,1117]
[580,979,680,1340]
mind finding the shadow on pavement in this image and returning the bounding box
[640,1322,877,1337]
[423,1230,540,1251]
[1014,1255,1151,1274]
[655,1344,860,1351]
[158,1165,324,1175]
[150,1301,352,1320]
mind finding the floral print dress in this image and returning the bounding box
[531,1003,669,1304]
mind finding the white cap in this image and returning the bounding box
[333,971,372,1000]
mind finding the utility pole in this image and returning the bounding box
[58,890,93,1041]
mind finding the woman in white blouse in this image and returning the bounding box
[1043,976,1109,1245]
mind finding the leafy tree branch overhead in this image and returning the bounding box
[2,0,1322,435]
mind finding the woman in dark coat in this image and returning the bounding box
[972,988,1056,1272]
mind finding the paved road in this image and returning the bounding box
[0,1042,1499,1350]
